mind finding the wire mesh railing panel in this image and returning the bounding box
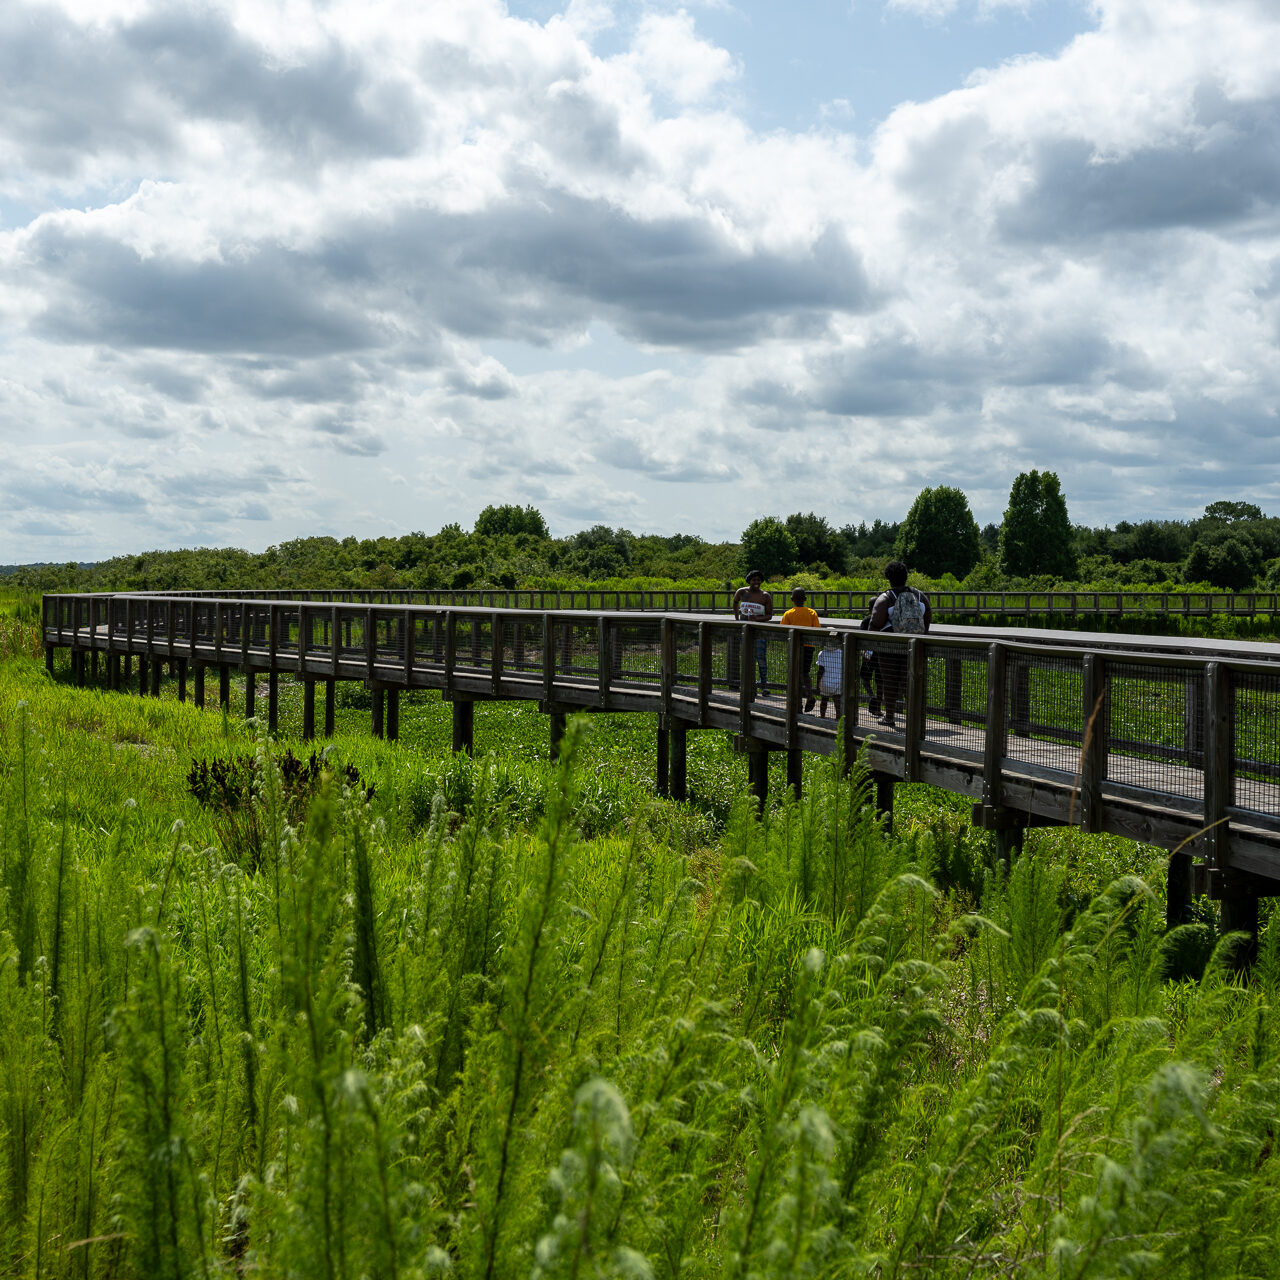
[1233,671,1280,816]
[500,617,543,678]
[1002,652,1085,774]
[276,607,300,655]
[922,643,989,753]
[861,634,910,732]
[553,622,600,683]
[337,611,366,661]
[610,621,663,687]
[1103,663,1203,798]
[414,614,445,668]
[671,623,702,696]
[453,614,492,673]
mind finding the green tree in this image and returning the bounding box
[894,487,982,579]
[998,470,1078,579]
[784,512,845,573]
[474,504,550,539]
[1202,500,1264,525]
[739,517,798,579]
[1184,530,1261,589]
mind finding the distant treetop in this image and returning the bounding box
[473,504,550,539]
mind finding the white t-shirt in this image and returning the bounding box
[738,600,767,620]
[816,648,843,695]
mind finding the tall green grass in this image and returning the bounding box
[0,655,1277,1276]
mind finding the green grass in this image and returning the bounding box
[1,654,1279,1277]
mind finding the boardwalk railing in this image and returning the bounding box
[42,592,1280,927]
[141,587,1280,620]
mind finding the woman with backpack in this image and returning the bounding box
[867,560,931,729]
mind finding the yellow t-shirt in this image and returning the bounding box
[780,606,820,630]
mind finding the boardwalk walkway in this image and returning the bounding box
[43,592,1280,939]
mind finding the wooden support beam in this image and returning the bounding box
[177,658,187,704]
[194,663,205,708]
[324,679,336,738]
[874,771,895,833]
[452,698,474,755]
[386,688,400,742]
[219,664,231,710]
[786,747,803,799]
[108,653,120,691]
[656,721,670,797]
[268,672,279,735]
[45,645,55,676]
[245,670,256,719]
[1166,851,1194,929]
[303,679,316,741]
[1218,870,1259,967]
[749,745,769,813]
[671,722,688,801]
[550,708,567,762]
[372,687,384,738]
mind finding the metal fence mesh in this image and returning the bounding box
[1105,663,1203,799]
[1233,670,1280,816]
[1002,652,1084,774]
[611,621,663,687]
[922,643,989,754]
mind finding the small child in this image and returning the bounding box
[780,587,821,711]
[814,636,843,719]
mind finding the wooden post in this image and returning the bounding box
[219,664,231,710]
[904,638,926,782]
[108,653,120,691]
[785,628,801,748]
[372,687,384,738]
[303,679,316,741]
[982,643,1008,813]
[490,611,502,695]
[452,698,474,755]
[268,672,279,735]
[1166,851,1193,929]
[177,658,187,704]
[697,623,711,725]
[386,688,400,741]
[1080,654,1107,833]
[874,771,895,832]
[671,723,688,801]
[325,680,336,737]
[597,617,610,708]
[245,669,256,719]
[549,708,567,762]
[137,655,149,696]
[657,720,670,797]
[194,663,205,708]
[150,658,161,697]
[1218,872,1259,966]
[749,744,769,813]
[1203,662,1230,871]
[739,624,755,738]
[786,748,803,799]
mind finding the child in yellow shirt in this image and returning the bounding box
[780,588,821,711]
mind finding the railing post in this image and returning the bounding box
[597,616,610,708]
[542,613,554,702]
[1080,654,1107,833]
[1203,661,1230,871]
[660,618,675,717]
[365,607,376,683]
[982,643,1008,813]
[903,638,926,782]
[739,623,755,738]
[785,627,800,749]
[697,623,711,725]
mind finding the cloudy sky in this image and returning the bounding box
[2,0,1279,560]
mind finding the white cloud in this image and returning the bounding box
[1,0,1280,560]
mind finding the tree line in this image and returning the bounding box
[8,487,1279,595]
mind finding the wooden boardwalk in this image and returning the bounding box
[147,585,1280,623]
[42,592,1280,937]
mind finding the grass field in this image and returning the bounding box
[1,611,1279,1276]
